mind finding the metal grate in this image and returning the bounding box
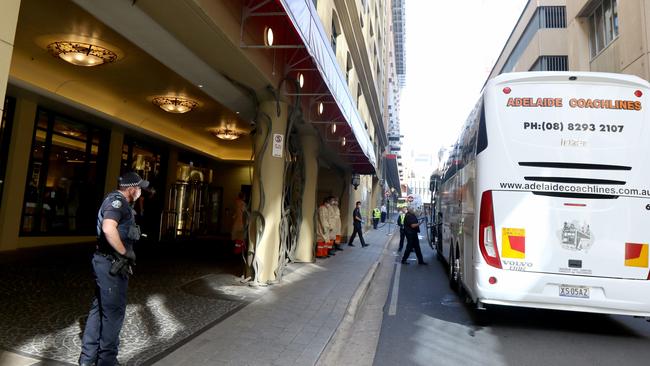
[530,56,568,71]
[541,6,566,28]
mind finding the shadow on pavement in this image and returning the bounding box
[0,239,252,365]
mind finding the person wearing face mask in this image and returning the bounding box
[79,172,148,366]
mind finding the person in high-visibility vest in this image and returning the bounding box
[372,207,381,229]
[397,206,407,251]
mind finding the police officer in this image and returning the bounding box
[348,201,368,247]
[79,172,148,366]
[401,206,427,265]
[397,206,407,251]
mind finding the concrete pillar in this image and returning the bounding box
[164,147,178,208]
[294,128,319,262]
[0,99,36,251]
[340,172,353,240]
[250,100,287,283]
[0,0,20,113]
[103,128,124,194]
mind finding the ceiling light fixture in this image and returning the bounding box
[331,123,337,134]
[264,27,274,46]
[47,41,117,67]
[341,137,346,146]
[209,125,243,141]
[152,96,198,114]
[298,73,305,88]
[318,102,324,115]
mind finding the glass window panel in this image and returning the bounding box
[612,0,619,37]
[0,97,15,208]
[589,14,597,58]
[604,0,613,44]
[21,110,108,236]
[594,6,605,53]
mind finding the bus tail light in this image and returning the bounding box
[479,190,502,268]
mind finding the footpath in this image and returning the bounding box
[153,222,397,366]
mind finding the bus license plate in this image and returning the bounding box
[559,285,590,299]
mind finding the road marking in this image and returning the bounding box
[388,262,401,316]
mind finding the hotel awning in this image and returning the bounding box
[274,0,377,172]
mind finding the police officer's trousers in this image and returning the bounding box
[348,224,366,246]
[79,254,128,366]
[398,228,406,251]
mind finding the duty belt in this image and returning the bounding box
[95,251,116,262]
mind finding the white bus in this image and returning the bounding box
[435,72,650,317]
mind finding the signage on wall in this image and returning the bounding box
[272,134,284,158]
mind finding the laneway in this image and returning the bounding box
[374,229,650,366]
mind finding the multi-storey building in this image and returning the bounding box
[488,0,568,80]
[0,0,401,283]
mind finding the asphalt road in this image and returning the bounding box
[373,231,650,366]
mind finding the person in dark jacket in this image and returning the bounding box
[397,206,407,251]
[347,201,368,247]
[401,207,427,265]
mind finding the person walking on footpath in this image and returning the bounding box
[397,206,407,251]
[348,201,368,247]
[372,207,381,229]
[79,172,148,366]
[401,206,427,265]
[380,203,387,223]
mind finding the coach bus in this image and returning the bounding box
[435,72,650,317]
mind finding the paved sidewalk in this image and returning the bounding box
[154,224,397,366]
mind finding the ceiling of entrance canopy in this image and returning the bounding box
[9,0,253,161]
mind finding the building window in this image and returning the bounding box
[589,0,618,58]
[0,97,16,208]
[21,109,109,236]
[346,52,353,83]
[121,137,165,238]
[529,56,568,71]
[357,84,363,107]
[331,11,341,54]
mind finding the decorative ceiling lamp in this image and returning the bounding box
[152,96,198,114]
[331,123,337,134]
[341,136,346,146]
[264,27,274,46]
[297,73,305,88]
[47,41,117,67]
[318,102,324,115]
[209,125,243,141]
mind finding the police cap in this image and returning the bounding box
[118,172,149,189]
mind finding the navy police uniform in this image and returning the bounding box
[80,172,146,366]
[347,205,367,247]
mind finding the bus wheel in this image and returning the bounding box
[454,246,465,297]
[448,245,457,290]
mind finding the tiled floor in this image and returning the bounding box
[0,241,248,365]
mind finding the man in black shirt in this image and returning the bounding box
[401,207,427,265]
[79,172,148,366]
[347,201,368,247]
